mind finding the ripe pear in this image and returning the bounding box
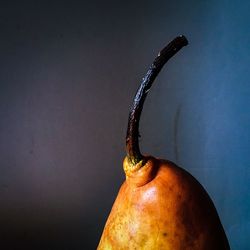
[97,36,230,250]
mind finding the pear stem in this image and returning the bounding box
[126,35,188,165]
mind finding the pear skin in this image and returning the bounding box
[98,157,229,249]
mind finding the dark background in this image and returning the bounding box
[0,1,249,249]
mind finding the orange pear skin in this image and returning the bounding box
[97,36,230,249]
[98,157,229,249]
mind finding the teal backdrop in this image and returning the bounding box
[0,0,249,249]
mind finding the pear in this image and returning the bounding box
[97,36,230,250]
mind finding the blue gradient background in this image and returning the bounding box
[0,1,249,249]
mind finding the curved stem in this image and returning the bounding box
[126,35,188,165]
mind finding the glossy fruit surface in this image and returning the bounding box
[98,156,229,249]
